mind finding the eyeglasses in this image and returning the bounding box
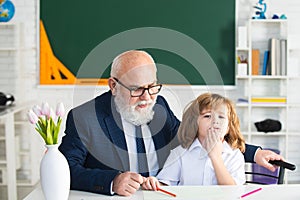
[113,77,162,97]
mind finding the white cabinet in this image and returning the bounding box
[0,103,43,200]
[236,19,300,183]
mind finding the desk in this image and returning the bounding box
[24,184,300,200]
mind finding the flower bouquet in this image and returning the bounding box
[27,102,65,145]
[27,102,70,200]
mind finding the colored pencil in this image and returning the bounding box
[240,187,262,198]
[157,187,176,197]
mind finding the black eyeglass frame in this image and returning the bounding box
[113,77,162,97]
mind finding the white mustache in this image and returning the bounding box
[135,100,152,106]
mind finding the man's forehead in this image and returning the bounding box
[119,63,156,80]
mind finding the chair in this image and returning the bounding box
[245,160,296,184]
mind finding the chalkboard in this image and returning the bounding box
[40,0,235,85]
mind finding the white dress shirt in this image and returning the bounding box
[156,139,245,185]
[122,118,159,176]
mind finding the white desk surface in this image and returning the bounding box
[24,184,300,200]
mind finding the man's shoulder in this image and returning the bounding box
[156,95,168,105]
[71,91,112,113]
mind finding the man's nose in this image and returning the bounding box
[139,88,151,100]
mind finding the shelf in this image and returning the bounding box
[250,19,288,23]
[236,103,249,107]
[14,121,28,125]
[236,19,291,158]
[250,103,287,108]
[0,47,19,51]
[17,179,35,186]
[0,180,36,187]
[288,76,300,80]
[236,4,300,183]
[236,75,249,79]
[251,75,287,80]
[236,75,288,80]
[287,132,300,136]
[236,47,249,51]
[19,150,30,156]
[236,103,287,108]
[0,22,19,26]
[288,104,300,108]
[242,132,287,137]
[250,132,287,136]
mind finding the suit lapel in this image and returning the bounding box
[104,101,130,172]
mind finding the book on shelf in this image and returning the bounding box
[280,39,287,75]
[269,38,287,76]
[270,38,278,75]
[262,50,270,75]
[251,97,286,104]
[252,49,260,75]
[275,38,281,75]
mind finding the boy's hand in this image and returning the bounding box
[203,128,223,158]
[141,176,160,190]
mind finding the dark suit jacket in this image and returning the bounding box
[59,91,180,194]
[59,91,258,195]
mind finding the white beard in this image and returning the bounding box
[114,90,156,126]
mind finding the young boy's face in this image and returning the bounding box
[197,104,229,143]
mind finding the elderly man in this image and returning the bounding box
[59,50,282,196]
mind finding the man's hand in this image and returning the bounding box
[112,172,145,196]
[254,149,284,172]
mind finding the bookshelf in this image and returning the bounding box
[236,19,300,183]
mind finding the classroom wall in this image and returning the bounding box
[1,0,300,182]
[1,0,300,147]
[1,0,299,118]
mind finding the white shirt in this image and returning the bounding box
[122,118,159,176]
[156,139,245,185]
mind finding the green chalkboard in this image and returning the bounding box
[40,0,235,85]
